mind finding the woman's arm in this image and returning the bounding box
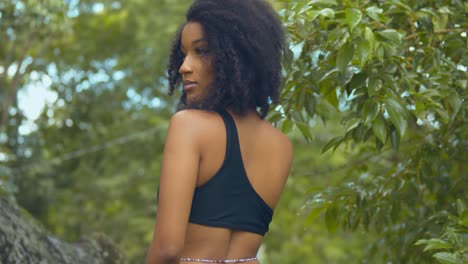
[146,110,203,264]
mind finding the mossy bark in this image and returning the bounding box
[0,197,126,264]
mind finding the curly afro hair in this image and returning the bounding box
[167,0,286,119]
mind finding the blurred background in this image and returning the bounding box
[1,0,466,263]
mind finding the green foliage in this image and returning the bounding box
[1,0,466,263]
[0,0,70,132]
[263,120,373,263]
[415,199,468,263]
[1,0,189,262]
[276,0,468,262]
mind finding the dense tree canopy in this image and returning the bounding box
[0,0,466,263]
[275,0,467,262]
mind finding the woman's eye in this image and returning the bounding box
[195,48,208,55]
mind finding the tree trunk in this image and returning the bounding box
[0,197,126,264]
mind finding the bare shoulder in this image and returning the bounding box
[167,110,219,146]
[257,120,293,205]
[169,109,218,132]
[257,120,293,178]
[261,120,293,156]
[170,109,217,126]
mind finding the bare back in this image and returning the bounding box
[181,110,293,260]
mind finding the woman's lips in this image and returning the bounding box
[183,82,197,91]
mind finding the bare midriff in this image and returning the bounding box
[180,223,263,263]
[180,257,260,263]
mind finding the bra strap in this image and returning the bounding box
[217,109,236,155]
[217,109,241,154]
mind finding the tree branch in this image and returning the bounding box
[0,45,31,131]
[404,28,467,40]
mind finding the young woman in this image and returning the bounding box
[146,1,293,263]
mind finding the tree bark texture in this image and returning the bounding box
[0,197,126,264]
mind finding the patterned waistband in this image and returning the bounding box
[180,256,257,263]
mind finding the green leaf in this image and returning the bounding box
[351,124,367,142]
[325,206,339,233]
[458,79,467,90]
[377,29,403,44]
[349,72,367,90]
[323,85,339,108]
[357,38,371,66]
[283,80,296,92]
[327,27,349,48]
[367,76,381,96]
[345,8,362,31]
[319,68,339,83]
[315,98,336,121]
[376,43,384,61]
[365,27,376,52]
[417,239,453,251]
[307,0,338,6]
[304,92,316,118]
[384,97,407,136]
[389,0,412,13]
[437,6,453,14]
[457,199,466,216]
[283,47,295,69]
[291,109,305,123]
[292,2,307,16]
[347,210,360,230]
[433,14,449,31]
[415,7,437,18]
[459,209,468,227]
[390,128,400,151]
[434,107,450,124]
[337,42,355,73]
[296,122,313,143]
[346,118,361,132]
[319,8,335,19]
[305,10,321,21]
[365,6,384,21]
[298,4,314,15]
[433,252,461,264]
[375,137,384,150]
[267,111,283,124]
[281,119,294,134]
[304,206,327,226]
[415,239,430,245]
[372,114,387,144]
[420,88,442,99]
[363,100,380,125]
[447,92,462,122]
[322,136,344,153]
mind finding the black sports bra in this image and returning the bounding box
[188,109,273,235]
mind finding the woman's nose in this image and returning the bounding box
[179,56,193,74]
